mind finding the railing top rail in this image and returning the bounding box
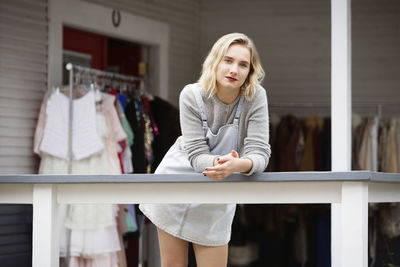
[0,171,398,184]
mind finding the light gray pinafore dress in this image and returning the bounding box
[139,92,244,246]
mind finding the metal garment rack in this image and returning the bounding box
[63,63,145,265]
[64,63,144,173]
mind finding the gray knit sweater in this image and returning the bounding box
[179,83,271,175]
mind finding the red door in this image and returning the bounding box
[63,26,141,75]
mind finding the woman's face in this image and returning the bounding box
[216,44,251,93]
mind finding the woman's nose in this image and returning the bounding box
[229,64,238,74]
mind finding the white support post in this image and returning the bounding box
[341,182,369,267]
[32,185,59,267]
[331,0,353,266]
[331,0,352,171]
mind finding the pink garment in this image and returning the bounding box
[102,93,127,173]
[107,89,126,173]
[117,228,128,267]
[33,91,49,155]
[116,205,128,267]
[102,93,127,143]
[117,205,128,234]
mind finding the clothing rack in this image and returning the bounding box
[63,63,146,265]
[64,63,145,173]
[69,64,144,84]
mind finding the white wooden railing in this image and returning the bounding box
[1,171,399,267]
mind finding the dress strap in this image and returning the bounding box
[233,97,244,125]
[196,88,243,131]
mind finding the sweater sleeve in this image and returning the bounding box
[179,85,217,172]
[241,88,271,175]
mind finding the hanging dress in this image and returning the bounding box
[36,90,122,266]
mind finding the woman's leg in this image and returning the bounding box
[157,227,189,267]
[192,243,228,267]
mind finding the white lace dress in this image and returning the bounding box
[37,91,122,266]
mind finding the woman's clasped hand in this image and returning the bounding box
[202,150,253,180]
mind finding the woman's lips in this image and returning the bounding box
[226,76,237,82]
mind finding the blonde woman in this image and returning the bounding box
[140,33,271,267]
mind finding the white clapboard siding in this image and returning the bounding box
[201,0,330,117]
[0,137,33,149]
[0,0,47,178]
[0,6,44,264]
[85,0,201,107]
[0,117,38,129]
[0,155,38,166]
[201,0,400,117]
[352,0,400,114]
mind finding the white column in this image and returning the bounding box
[331,0,352,170]
[32,185,59,267]
[341,182,369,267]
[331,0,353,266]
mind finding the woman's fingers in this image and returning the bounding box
[203,170,224,178]
[216,156,228,164]
[203,164,232,180]
[204,151,240,179]
[202,170,226,180]
[205,165,222,171]
[217,150,238,164]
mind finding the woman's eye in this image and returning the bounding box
[240,63,248,68]
[224,59,232,63]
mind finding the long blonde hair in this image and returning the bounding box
[198,33,265,100]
